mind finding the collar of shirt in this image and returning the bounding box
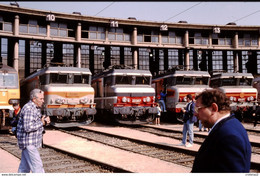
[209,113,230,134]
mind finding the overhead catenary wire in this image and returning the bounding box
[164,2,203,22]
[94,2,115,16]
[233,9,260,23]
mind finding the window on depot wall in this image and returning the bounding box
[89,26,105,40]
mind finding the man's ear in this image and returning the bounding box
[211,103,218,112]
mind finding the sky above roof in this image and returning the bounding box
[1,1,260,26]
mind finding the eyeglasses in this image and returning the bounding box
[194,106,207,113]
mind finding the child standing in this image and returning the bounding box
[155,103,161,125]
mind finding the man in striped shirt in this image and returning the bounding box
[16,89,50,173]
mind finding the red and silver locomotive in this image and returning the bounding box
[91,65,157,124]
[20,63,96,128]
[152,67,211,122]
[210,72,257,120]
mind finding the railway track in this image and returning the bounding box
[0,135,119,173]
[60,127,196,168]
[134,124,260,155]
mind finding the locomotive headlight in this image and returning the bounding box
[146,97,151,102]
[122,97,127,103]
[80,98,88,104]
[55,98,65,104]
[183,97,187,102]
[247,96,254,101]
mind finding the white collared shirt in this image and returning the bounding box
[209,113,230,134]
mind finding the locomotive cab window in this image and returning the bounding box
[74,74,90,84]
[39,75,47,85]
[195,77,209,85]
[50,73,67,84]
[167,77,176,86]
[0,73,18,88]
[239,78,252,86]
[222,78,237,86]
[176,77,193,85]
[136,76,150,85]
[115,76,132,85]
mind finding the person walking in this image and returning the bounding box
[192,89,251,172]
[16,89,50,173]
[178,94,197,147]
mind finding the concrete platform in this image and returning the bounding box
[0,148,20,173]
[43,130,191,173]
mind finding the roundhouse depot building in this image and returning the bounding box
[0,3,260,79]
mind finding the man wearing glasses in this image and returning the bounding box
[192,89,251,172]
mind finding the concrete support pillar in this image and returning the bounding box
[76,46,81,68]
[132,27,137,45]
[76,23,81,68]
[133,49,138,69]
[132,27,138,69]
[13,15,19,71]
[185,50,189,70]
[184,30,189,48]
[234,51,239,72]
[233,32,238,49]
[46,24,50,38]
[13,41,19,71]
[14,15,19,36]
[233,33,239,72]
[76,23,81,42]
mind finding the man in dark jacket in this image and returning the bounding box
[178,94,197,147]
[192,89,251,173]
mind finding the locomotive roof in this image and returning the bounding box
[153,70,210,80]
[0,63,17,73]
[93,68,152,79]
[211,72,254,79]
[44,66,91,74]
[21,66,92,83]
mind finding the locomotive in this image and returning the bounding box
[0,63,20,130]
[20,63,96,128]
[91,65,157,124]
[210,71,257,121]
[152,67,211,122]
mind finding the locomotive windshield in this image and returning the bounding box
[195,77,209,85]
[136,76,150,85]
[166,76,209,86]
[115,76,132,85]
[73,74,90,84]
[48,73,90,84]
[211,77,252,87]
[115,75,151,85]
[239,78,252,86]
[50,73,67,84]
[0,73,18,88]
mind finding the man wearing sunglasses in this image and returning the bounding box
[192,89,251,173]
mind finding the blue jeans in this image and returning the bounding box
[182,119,194,145]
[199,120,206,131]
[158,100,166,111]
[18,145,45,173]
